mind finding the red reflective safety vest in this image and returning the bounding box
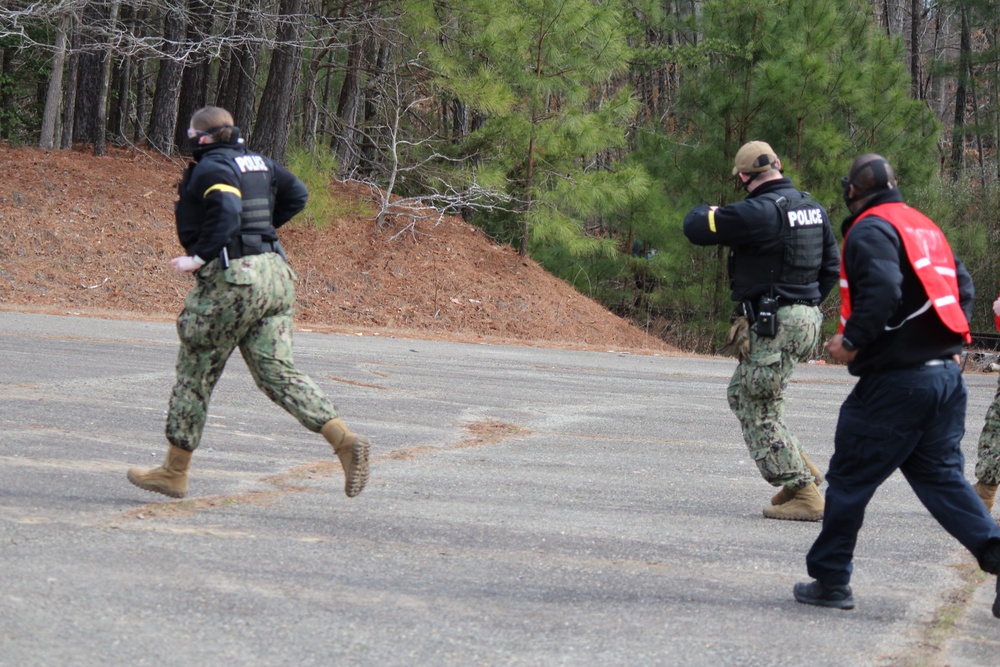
[839,202,971,343]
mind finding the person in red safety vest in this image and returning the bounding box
[793,153,1000,618]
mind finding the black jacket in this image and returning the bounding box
[175,140,308,262]
[683,177,840,304]
[840,188,973,376]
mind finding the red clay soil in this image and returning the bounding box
[0,144,674,354]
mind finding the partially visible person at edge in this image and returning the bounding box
[126,106,370,500]
[971,293,1000,517]
[683,141,840,522]
[793,153,1000,617]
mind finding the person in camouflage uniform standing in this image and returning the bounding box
[972,293,1000,515]
[683,141,840,521]
[127,106,369,500]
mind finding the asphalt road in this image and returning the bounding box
[1,311,998,666]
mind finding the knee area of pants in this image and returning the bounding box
[742,372,782,399]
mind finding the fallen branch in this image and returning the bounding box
[80,277,109,289]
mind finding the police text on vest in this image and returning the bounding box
[788,209,824,227]
[234,155,268,173]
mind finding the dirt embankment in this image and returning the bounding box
[0,144,674,354]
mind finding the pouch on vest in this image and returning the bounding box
[241,234,263,254]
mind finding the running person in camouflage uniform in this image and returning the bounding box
[683,141,840,521]
[127,106,369,499]
[973,293,1000,515]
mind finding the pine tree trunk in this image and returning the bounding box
[60,22,79,150]
[0,48,8,140]
[334,35,364,174]
[108,3,136,141]
[949,7,970,177]
[216,0,263,128]
[132,55,148,145]
[72,2,106,146]
[909,0,920,99]
[73,51,104,144]
[251,0,307,162]
[302,42,337,151]
[39,12,71,150]
[112,55,132,143]
[94,0,121,156]
[174,0,213,150]
[175,61,210,151]
[358,40,389,176]
[301,58,321,151]
[147,0,187,154]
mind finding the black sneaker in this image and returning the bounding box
[993,576,999,619]
[793,580,855,610]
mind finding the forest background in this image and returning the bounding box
[2,0,1000,353]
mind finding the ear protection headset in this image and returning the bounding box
[840,157,891,205]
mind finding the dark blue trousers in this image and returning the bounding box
[807,362,1000,586]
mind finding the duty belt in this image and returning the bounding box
[777,297,818,307]
[223,234,286,263]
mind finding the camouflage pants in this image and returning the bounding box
[727,304,821,489]
[166,253,337,452]
[976,373,1000,485]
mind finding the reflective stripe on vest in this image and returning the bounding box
[839,202,970,343]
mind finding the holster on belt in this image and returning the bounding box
[724,316,751,362]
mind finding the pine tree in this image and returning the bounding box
[405,0,648,261]
[624,0,939,349]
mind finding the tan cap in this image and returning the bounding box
[732,141,778,175]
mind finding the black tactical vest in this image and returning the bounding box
[174,147,280,260]
[230,152,276,237]
[729,191,827,294]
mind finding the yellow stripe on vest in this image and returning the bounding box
[708,208,717,233]
[204,183,241,198]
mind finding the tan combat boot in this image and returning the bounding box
[770,451,826,505]
[974,481,997,513]
[763,483,824,522]
[801,451,825,486]
[321,418,370,498]
[127,445,192,498]
[770,485,795,506]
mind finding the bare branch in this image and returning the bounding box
[0,1,397,62]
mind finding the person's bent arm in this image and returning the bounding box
[272,163,309,228]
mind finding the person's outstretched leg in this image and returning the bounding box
[240,255,370,497]
[900,365,1000,562]
[320,418,370,498]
